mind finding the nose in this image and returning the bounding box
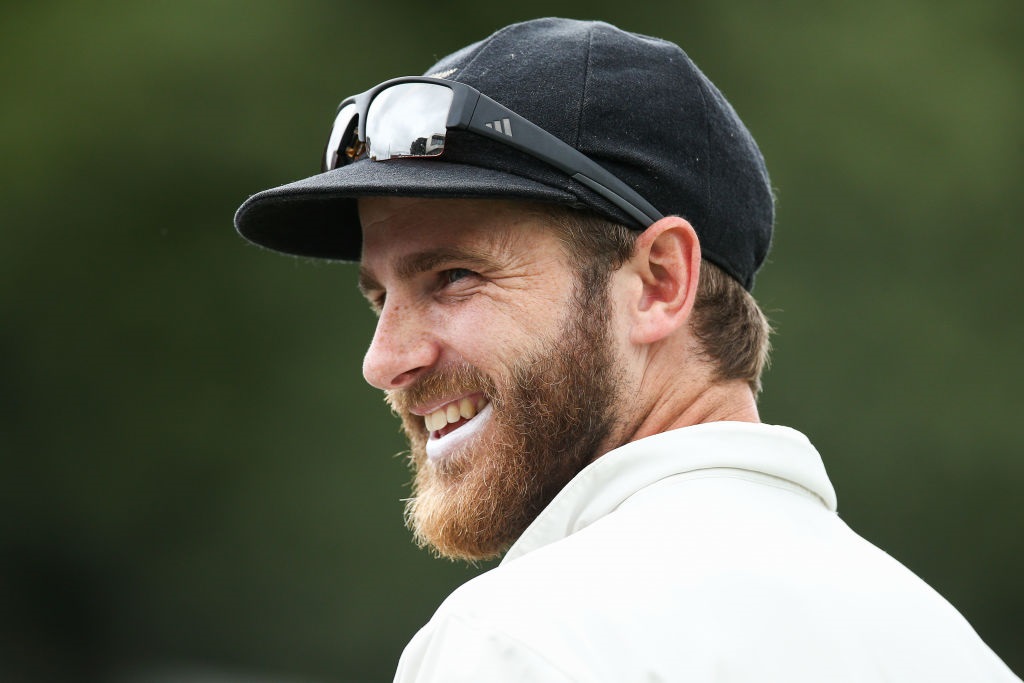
[362,301,439,391]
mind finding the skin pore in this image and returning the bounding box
[358,197,758,560]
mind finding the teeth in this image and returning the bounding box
[425,411,444,432]
[425,397,487,434]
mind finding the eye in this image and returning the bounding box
[362,290,385,314]
[444,268,475,284]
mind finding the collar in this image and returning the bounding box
[501,422,837,565]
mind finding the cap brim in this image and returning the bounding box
[234,158,581,261]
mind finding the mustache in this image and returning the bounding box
[385,363,497,417]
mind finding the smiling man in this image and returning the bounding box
[235,17,1019,683]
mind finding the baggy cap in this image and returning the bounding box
[234,18,774,290]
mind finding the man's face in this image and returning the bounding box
[358,198,628,560]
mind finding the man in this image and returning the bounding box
[235,18,1019,683]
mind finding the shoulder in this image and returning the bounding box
[395,516,713,682]
[397,491,1022,683]
[394,540,622,682]
[393,606,578,683]
[393,531,645,682]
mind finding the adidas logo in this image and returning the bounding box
[484,118,513,137]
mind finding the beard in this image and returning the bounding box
[386,287,624,562]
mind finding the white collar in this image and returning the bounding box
[501,422,837,565]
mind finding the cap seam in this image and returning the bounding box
[573,25,595,149]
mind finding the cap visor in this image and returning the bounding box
[234,159,579,260]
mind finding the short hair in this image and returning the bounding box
[542,207,772,394]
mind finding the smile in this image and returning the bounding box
[423,396,492,461]
[424,395,488,437]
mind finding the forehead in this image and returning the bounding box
[358,197,568,275]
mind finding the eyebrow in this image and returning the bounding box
[357,245,504,296]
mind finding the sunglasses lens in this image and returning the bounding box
[365,83,453,161]
[323,101,359,171]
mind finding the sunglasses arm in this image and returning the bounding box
[461,93,664,227]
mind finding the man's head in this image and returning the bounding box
[360,195,709,561]
[234,18,775,560]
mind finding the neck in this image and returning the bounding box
[608,376,760,455]
[647,378,760,436]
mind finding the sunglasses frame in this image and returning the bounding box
[323,77,664,227]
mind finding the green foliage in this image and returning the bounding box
[2,0,1021,680]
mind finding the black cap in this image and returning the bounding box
[234,18,774,290]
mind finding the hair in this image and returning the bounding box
[541,206,772,394]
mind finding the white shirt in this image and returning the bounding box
[394,422,1020,682]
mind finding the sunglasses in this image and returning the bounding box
[321,76,663,227]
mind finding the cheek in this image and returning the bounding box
[438,301,562,363]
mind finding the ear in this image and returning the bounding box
[625,216,701,345]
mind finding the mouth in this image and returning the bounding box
[421,395,492,461]
[423,395,488,438]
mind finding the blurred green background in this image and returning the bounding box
[2,1,1021,681]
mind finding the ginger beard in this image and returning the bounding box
[386,286,623,561]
